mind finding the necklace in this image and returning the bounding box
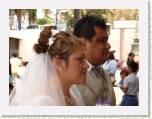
[64,95,74,105]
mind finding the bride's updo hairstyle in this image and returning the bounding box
[34,26,52,53]
[34,26,83,61]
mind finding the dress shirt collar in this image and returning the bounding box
[85,60,103,71]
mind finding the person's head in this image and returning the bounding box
[127,52,135,62]
[12,52,18,57]
[120,69,128,80]
[73,15,110,66]
[127,61,139,74]
[34,26,89,86]
[22,61,28,66]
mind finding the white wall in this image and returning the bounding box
[123,29,136,59]
[9,29,41,62]
[108,20,138,60]
[108,29,120,59]
[19,29,41,61]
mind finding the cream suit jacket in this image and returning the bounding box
[77,69,116,106]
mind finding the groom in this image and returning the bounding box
[73,15,116,106]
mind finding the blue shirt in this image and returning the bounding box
[103,59,117,75]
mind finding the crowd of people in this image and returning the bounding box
[9,53,28,94]
[9,15,139,106]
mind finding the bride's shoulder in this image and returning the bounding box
[70,84,85,106]
[28,95,56,106]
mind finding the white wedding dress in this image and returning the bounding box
[9,53,84,106]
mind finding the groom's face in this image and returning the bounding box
[84,27,110,66]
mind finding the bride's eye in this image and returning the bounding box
[78,55,86,63]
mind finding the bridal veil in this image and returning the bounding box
[9,53,66,106]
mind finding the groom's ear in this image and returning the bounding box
[82,39,87,51]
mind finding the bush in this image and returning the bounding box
[37,18,47,25]
[45,17,53,24]
[37,17,54,25]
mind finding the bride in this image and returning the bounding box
[9,26,89,106]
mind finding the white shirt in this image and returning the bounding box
[10,57,22,74]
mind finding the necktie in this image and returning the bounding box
[90,66,110,104]
[91,66,105,79]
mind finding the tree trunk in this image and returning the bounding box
[29,13,32,25]
[74,9,81,25]
[44,9,49,18]
[16,9,22,30]
[28,9,37,25]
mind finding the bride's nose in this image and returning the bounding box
[84,60,89,69]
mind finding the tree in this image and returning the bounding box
[74,9,81,25]
[15,9,22,30]
[37,17,53,25]
[61,9,139,31]
[64,10,74,31]
[81,9,107,21]
[27,9,37,25]
[106,9,138,22]
[43,9,50,18]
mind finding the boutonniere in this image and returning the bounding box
[96,99,110,106]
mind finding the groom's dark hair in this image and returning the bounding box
[73,15,107,41]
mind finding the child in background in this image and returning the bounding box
[120,61,139,106]
[119,69,128,87]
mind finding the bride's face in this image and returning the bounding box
[62,48,89,85]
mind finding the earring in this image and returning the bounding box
[59,66,62,71]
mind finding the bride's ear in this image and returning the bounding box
[52,56,63,71]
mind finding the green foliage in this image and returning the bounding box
[45,16,54,24]
[37,17,54,25]
[63,9,138,30]
[37,18,47,25]
[63,9,108,30]
[27,9,37,25]
[63,10,74,31]
[28,9,37,20]
[81,9,108,22]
